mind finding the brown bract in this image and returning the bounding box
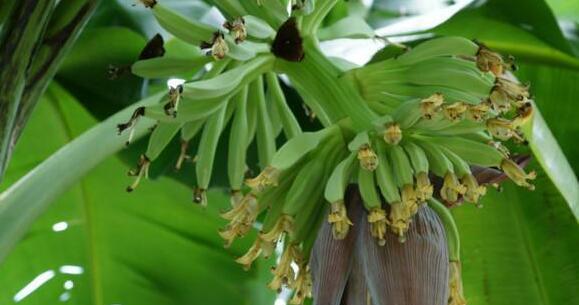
[310,186,449,305]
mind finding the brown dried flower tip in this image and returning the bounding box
[476,44,515,76]
[193,187,207,206]
[163,85,183,117]
[132,0,157,8]
[126,154,151,192]
[117,106,145,146]
[224,17,247,44]
[201,31,229,60]
[513,101,534,126]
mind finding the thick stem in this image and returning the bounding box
[0,0,56,182]
[275,39,377,131]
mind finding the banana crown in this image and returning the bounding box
[116,2,537,304]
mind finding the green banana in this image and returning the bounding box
[440,146,471,178]
[131,57,211,79]
[211,0,248,18]
[175,120,205,170]
[270,127,335,170]
[394,36,480,66]
[145,122,182,161]
[265,72,302,139]
[227,86,250,191]
[414,139,454,178]
[244,15,276,39]
[281,136,341,216]
[402,141,429,174]
[392,99,422,129]
[323,153,357,204]
[357,166,382,210]
[389,145,414,188]
[253,77,277,168]
[281,158,326,216]
[144,56,274,123]
[181,55,273,101]
[152,4,216,46]
[375,141,401,203]
[194,104,227,205]
[418,135,503,167]
[180,120,205,141]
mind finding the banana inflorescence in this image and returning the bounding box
[117,2,537,304]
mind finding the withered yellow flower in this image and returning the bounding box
[501,158,536,190]
[461,174,486,205]
[486,118,525,142]
[261,214,294,242]
[246,166,280,193]
[448,261,467,305]
[415,172,433,202]
[383,123,402,145]
[368,208,388,246]
[387,202,411,243]
[420,93,444,119]
[440,172,467,203]
[466,101,490,122]
[328,200,353,240]
[269,245,300,291]
[289,266,313,305]
[357,144,379,171]
[443,102,468,121]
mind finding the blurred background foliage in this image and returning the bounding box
[0,0,577,304]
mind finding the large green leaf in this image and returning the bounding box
[454,169,579,305]
[0,83,274,304]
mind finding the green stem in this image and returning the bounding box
[0,93,162,264]
[275,39,377,131]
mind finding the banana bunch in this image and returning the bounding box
[118,3,538,304]
[118,3,307,199]
[226,40,534,305]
